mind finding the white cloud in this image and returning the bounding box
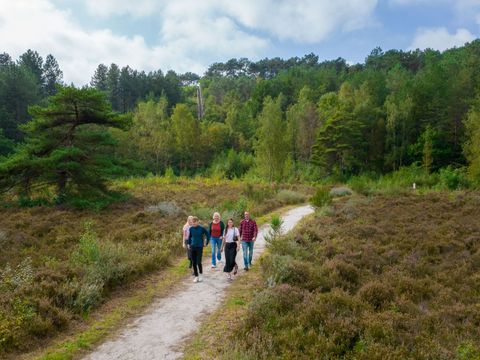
[0,0,379,85]
[84,0,159,18]
[409,27,476,51]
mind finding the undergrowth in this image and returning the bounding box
[213,192,480,359]
[0,177,312,356]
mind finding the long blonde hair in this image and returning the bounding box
[185,215,194,227]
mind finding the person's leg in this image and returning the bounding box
[217,239,222,262]
[211,237,220,266]
[247,241,254,266]
[191,248,199,277]
[198,246,203,275]
[241,241,249,269]
[187,247,192,269]
[210,237,216,266]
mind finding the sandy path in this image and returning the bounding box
[84,205,314,360]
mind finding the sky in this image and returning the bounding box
[1,0,479,85]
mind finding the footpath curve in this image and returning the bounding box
[84,205,315,360]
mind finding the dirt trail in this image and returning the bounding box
[84,205,314,360]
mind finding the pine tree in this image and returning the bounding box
[18,49,44,89]
[43,54,63,97]
[0,86,128,202]
[312,92,365,176]
[107,64,121,111]
[91,64,109,92]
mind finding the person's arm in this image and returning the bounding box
[220,221,225,240]
[182,227,188,248]
[204,226,210,247]
[252,221,258,241]
[221,228,226,252]
[239,221,243,241]
[187,228,192,248]
[236,228,240,251]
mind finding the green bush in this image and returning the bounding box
[310,186,332,207]
[209,150,254,179]
[438,166,469,190]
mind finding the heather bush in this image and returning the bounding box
[274,189,306,205]
[144,201,184,217]
[329,186,353,197]
[225,193,480,359]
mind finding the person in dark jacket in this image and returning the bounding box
[188,217,210,283]
[208,212,225,269]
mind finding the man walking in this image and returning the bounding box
[239,211,258,271]
[188,217,209,283]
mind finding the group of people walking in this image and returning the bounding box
[182,211,258,283]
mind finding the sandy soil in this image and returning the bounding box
[83,205,314,360]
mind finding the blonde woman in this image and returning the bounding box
[208,212,225,268]
[183,215,194,271]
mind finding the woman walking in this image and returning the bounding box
[208,212,225,268]
[188,217,209,283]
[221,218,239,280]
[182,215,194,271]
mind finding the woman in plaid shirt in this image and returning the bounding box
[239,211,258,271]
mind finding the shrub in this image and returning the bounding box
[348,174,376,195]
[164,166,176,181]
[358,281,394,310]
[0,230,7,245]
[329,186,353,197]
[145,201,184,217]
[438,166,469,190]
[324,258,359,290]
[310,186,331,207]
[275,190,306,205]
[243,183,274,203]
[190,203,215,222]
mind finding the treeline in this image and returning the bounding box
[119,42,480,183]
[1,42,480,204]
[0,50,62,144]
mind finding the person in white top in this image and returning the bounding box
[182,216,194,272]
[221,218,240,280]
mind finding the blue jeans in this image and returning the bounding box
[210,237,222,266]
[241,241,254,268]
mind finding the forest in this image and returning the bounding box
[1,42,480,206]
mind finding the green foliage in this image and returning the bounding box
[464,97,480,183]
[0,86,129,204]
[312,89,366,176]
[209,149,254,179]
[310,186,332,207]
[254,96,290,182]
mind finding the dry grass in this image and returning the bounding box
[0,177,312,357]
[186,191,480,359]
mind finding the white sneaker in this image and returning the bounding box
[193,277,199,283]
[211,264,216,268]
[198,276,203,282]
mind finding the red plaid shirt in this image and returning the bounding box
[239,219,258,242]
